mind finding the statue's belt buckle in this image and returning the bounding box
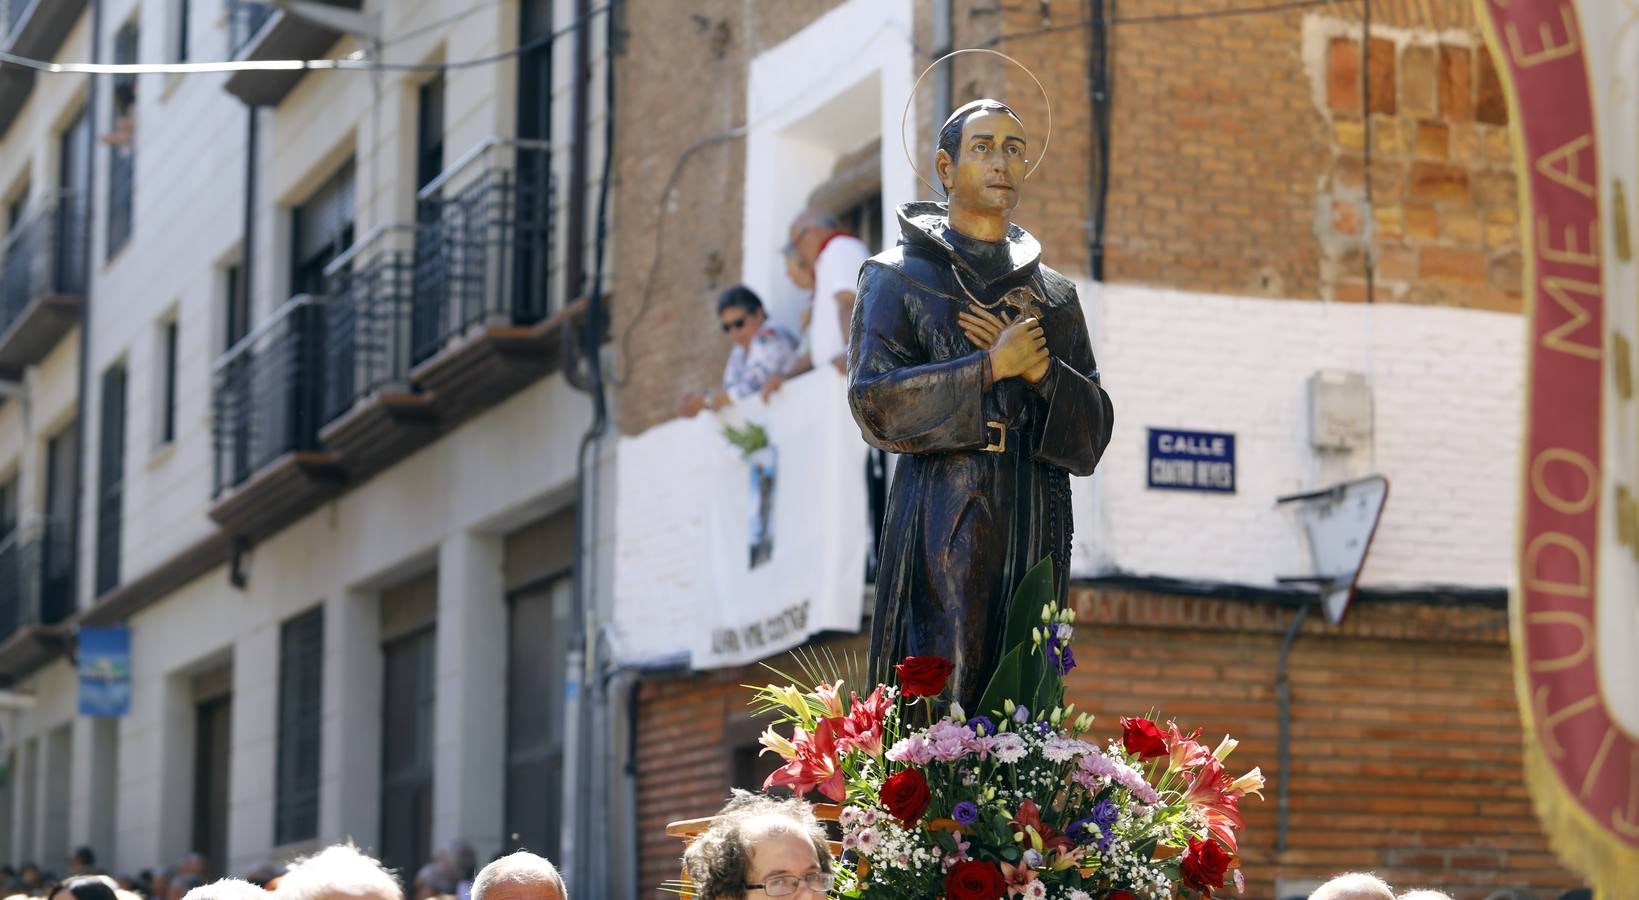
[983,420,1008,453]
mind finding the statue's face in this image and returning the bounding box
[938,110,1027,215]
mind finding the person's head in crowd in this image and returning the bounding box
[176,857,207,881]
[782,244,814,293]
[180,879,266,900]
[469,853,565,900]
[682,791,833,899]
[449,844,476,885]
[19,865,42,888]
[66,849,96,877]
[787,210,839,269]
[717,286,768,353]
[169,875,205,900]
[413,853,456,900]
[277,844,401,900]
[241,867,279,890]
[1311,873,1396,900]
[48,876,118,900]
[1399,892,1455,900]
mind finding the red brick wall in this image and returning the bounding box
[633,588,1583,899]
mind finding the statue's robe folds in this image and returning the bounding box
[847,201,1115,709]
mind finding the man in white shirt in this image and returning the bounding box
[790,208,870,374]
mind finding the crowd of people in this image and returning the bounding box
[0,845,566,900]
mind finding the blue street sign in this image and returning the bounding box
[78,627,131,717]
[1147,428,1236,494]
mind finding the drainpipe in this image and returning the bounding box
[1275,602,1310,853]
[71,0,103,618]
[931,0,952,183]
[562,0,593,300]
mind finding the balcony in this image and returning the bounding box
[224,0,362,107]
[209,139,576,544]
[209,296,344,542]
[0,0,90,141]
[0,517,77,684]
[0,192,87,373]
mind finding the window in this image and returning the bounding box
[290,161,355,297]
[224,263,250,350]
[0,477,15,539]
[95,364,126,596]
[42,423,77,622]
[276,607,323,845]
[416,77,445,193]
[159,319,178,445]
[174,0,191,63]
[107,22,139,257]
[504,578,570,855]
[381,626,435,882]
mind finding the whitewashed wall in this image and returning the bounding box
[1077,283,1523,592]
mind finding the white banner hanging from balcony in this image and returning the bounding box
[612,368,869,669]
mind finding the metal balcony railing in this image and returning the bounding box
[410,140,554,365]
[212,296,328,495]
[321,238,417,424]
[0,191,87,335]
[227,0,277,58]
[0,516,76,641]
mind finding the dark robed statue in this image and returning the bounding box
[848,99,1115,708]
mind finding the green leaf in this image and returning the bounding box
[1002,556,1056,650]
[974,644,1029,720]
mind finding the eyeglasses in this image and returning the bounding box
[721,316,749,333]
[745,873,836,897]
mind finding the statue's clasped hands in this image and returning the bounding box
[960,307,1050,384]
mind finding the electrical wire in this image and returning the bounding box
[0,4,609,76]
[984,0,1362,46]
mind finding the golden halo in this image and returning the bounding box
[899,48,1054,197]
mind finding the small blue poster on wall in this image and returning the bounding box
[78,627,131,717]
[1147,428,1236,494]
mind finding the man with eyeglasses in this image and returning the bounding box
[677,285,799,418]
[682,792,835,899]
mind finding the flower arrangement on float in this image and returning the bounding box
[751,559,1264,899]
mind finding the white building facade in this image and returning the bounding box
[0,0,620,889]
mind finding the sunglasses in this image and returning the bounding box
[721,316,750,333]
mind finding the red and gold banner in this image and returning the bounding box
[1481,0,1639,892]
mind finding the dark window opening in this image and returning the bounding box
[192,693,232,875]
[416,77,446,194]
[290,161,356,298]
[95,363,127,596]
[275,607,323,845]
[107,21,139,257]
[160,320,178,445]
[224,263,249,350]
[176,0,191,63]
[504,579,569,855]
[381,626,435,884]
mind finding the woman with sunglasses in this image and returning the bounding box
[682,791,834,899]
[677,286,799,418]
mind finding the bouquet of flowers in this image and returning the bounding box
[752,559,1263,899]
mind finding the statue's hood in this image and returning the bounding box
[895,200,1042,286]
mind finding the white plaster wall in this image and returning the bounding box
[1079,284,1523,591]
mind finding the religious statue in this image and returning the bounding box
[848,98,1115,708]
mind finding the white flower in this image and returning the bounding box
[1068,892,1092,900]
[1024,881,1046,900]
[991,732,1027,763]
[838,806,857,826]
[855,828,881,854]
[861,808,880,826]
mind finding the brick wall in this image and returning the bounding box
[633,588,1583,898]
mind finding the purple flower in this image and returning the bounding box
[952,801,979,825]
[1045,634,1077,676]
[1091,797,1119,830]
[1012,705,1030,724]
[967,715,996,737]
[1067,817,1097,843]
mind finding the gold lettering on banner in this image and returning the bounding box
[1614,179,1633,262]
[1613,749,1639,838]
[1526,610,1594,673]
[1505,5,1580,70]
[1542,276,1604,360]
[1582,726,1619,798]
[1615,333,1635,399]
[1530,448,1599,514]
[1536,135,1597,198]
[1537,217,1600,267]
[1524,532,1592,598]
[1533,685,1600,759]
[1618,485,1639,559]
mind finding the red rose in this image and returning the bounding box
[1180,836,1232,897]
[1120,716,1169,760]
[894,655,955,697]
[879,768,931,824]
[1107,892,1138,900]
[943,860,1007,900]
